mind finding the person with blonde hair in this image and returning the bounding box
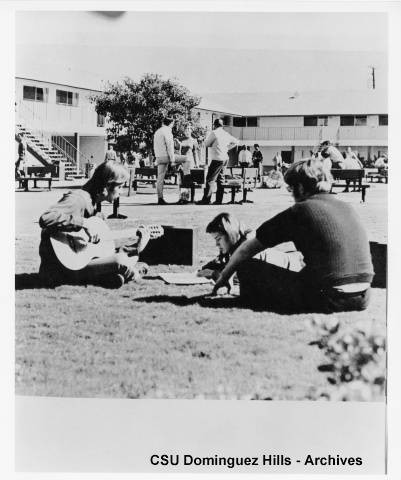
[211,158,374,313]
[38,161,150,288]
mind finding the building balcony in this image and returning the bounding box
[225,126,388,146]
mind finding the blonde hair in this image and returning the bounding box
[284,158,333,194]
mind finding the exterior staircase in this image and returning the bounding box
[16,124,85,180]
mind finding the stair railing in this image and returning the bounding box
[16,100,90,175]
[51,135,91,175]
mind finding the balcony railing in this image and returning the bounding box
[224,125,388,142]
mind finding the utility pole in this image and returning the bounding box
[369,66,376,89]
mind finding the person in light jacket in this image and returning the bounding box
[197,118,239,205]
[153,116,176,205]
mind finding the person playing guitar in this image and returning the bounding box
[39,161,154,288]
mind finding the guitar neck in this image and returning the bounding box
[108,228,140,241]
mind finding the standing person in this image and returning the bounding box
[177,124,199,204]
[153,116,176,205]
[197,118,239,205]
[16,133,27,176]
[244,146,252,166]
[319,140,343,169]
[238,145,247,166]
[38,161,151,288]
[252,144,263,177]
[211,158,373,313]
[104,144,117,162]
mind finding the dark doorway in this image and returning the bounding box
[281,150,292,164]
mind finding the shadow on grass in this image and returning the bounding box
[15,273,122,290]
[134,294,242,309]
[15,273,49,290]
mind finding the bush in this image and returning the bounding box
[310,317,386,401]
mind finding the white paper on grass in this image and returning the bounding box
[159,272,214,285]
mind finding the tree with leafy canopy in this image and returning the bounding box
[91,73,207,156]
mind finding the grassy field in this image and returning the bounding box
[15,182,387,399]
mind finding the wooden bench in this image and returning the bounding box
[366,168,388,183]
[222,167,259,204]
[182,168,206,203]
[132,167,158,191]
[330,169,369,202]
[15,176,53,191]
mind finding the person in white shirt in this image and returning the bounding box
[342,147,363,169]
[238,146,247,165]
[197,118,239,205]
[153,117,176,205]
[104,144,117,162]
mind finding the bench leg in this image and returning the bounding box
[362,188,366,202]
[49,181,52,191]
[24,180,29,192]
[190,186,195,203]
[231,187,236,204]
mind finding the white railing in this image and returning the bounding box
[16,100,89,174]
[224,125,387,143]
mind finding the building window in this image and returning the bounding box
[246,117,258,127]
[23,85,47,102]
[340,115,367,126]
[317,116,328,126]
[379,115,388,126]
[355,115,367,126]
[304,116,317,126]
[97,113,105,127]
[233,117,246,127]
[340,116,355,126]
[56,89,79,106]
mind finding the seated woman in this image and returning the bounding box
[197,212,304,288]
[211,158,374,313]
[262,166,284,189]
[38,161,150,288]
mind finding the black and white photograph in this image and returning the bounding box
[9,3,398,476]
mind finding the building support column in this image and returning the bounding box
[74,132,80,174]
[291,146,295,163]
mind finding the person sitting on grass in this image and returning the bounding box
[262,166,284,189]
[210,158,374,313]
[197,212,304,288]
[38,161,150,288]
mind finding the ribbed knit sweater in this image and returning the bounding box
[255,193,374,288]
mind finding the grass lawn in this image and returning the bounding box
[15,183,387,399]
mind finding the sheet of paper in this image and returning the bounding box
[159,272,214,285]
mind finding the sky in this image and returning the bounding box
[16,11,388,94]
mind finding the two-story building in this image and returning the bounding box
[15,76,107,171]
[194,89,387,165]
[15,75,387,172]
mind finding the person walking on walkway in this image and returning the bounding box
[197,118,239,205]
[153,116,176,205]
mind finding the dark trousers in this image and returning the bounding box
[202,160,225,203]
[237,259,370,313]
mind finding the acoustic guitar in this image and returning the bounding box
[50,216,164,271]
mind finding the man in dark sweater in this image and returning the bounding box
[212,158,374,313]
